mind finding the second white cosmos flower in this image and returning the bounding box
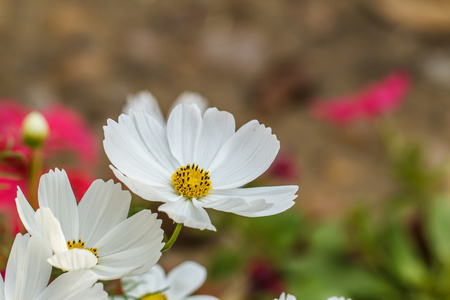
[15,169,164,280]
[116,261,218,300]
[104,103,298,231]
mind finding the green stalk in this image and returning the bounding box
[28,147,43,210]
[161,223,183,252]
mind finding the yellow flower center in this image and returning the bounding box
[67,239,99,258]
[141,293,168,300]
[171,163,212,198]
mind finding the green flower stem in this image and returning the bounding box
[28,147,43,210]
[162,223,183,252]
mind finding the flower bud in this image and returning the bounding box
[22,111,49,148]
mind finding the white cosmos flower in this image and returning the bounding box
[1,233,107,300]
[113,261,218,300]
[123,90,208,125]
[15,168,164,280]
[327,297,351,300]
[275,293,296,300]
[104,103,298,231]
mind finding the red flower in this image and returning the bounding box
[309,71,411,125]
[266,150,300,184]
[249,259,285,296]
[0,100,98,235]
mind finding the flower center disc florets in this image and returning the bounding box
[67,239,99,258]
[141,293,168,300]
[171,163,212,198]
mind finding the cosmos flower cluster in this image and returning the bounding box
[0,91,310,299]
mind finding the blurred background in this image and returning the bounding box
[1,0,450,299]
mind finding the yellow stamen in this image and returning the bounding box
[141,293,168,300]
[67,239,99,258]
[171,163,212,198]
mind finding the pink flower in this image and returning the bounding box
[0,101,98,164]
[266,150,300,183]
[309,71,411,125]
[0,100,98,235]
[42,105,98,164]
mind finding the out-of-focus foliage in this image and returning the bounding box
[209,128,450,300]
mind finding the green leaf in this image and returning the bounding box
[426,196,450,266]
[385,225,428,288]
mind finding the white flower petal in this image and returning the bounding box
[129,111,179,173]
[35,270,107,300]
[158,199,216,231]
[38,169,79,241]
[186,296,219,300]
[89,265,132,282]
[201,196,273,217]
[93,244,161,280]
[92,210,164,280]
[25,236,53,299]
[48,249,98,272]
[5,234,52,300]
[166,261,207,300]
[194,107,235,170]
[0,277,4,300]
[15,187,41,237]
[4,234,26,300]
[208,120,280,189]
[124,91,165,125]
[167,104,202,166]
[171,92,208,114]
[275,293,297,300]
[111,166,182,203]
[35,208,68,253]
[78,179,131,247]
[204,186,298,217]
[104,113,175,187]
[121,265,167,298]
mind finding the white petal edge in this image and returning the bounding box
[186,296,220,300]
[78,179,131,247]
[92,210,164,280]
[124,91,165,125]
[275,293,297,300]
[193,107,235,170]
[35,270,107,300]
[167,103,203,166]
[170,92,208,114]
[38,169,79,241]
[121,265,167,298]
[104,112,175,187]
[23,236,53,299]
[203,185,298,217]
[4,233,27,300]
[0,275,4,300]
[208,120,280,189]
[48,249,98,272]
[166,261,207,300]
[111,166,182,203]
[158,199,216,231]
[5,234,52,300]
[35,208,68,254]
[15,187,42,237]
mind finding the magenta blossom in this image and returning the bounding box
[265,150,300,184]
[0,100,98,235]
[309,71,411,125]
